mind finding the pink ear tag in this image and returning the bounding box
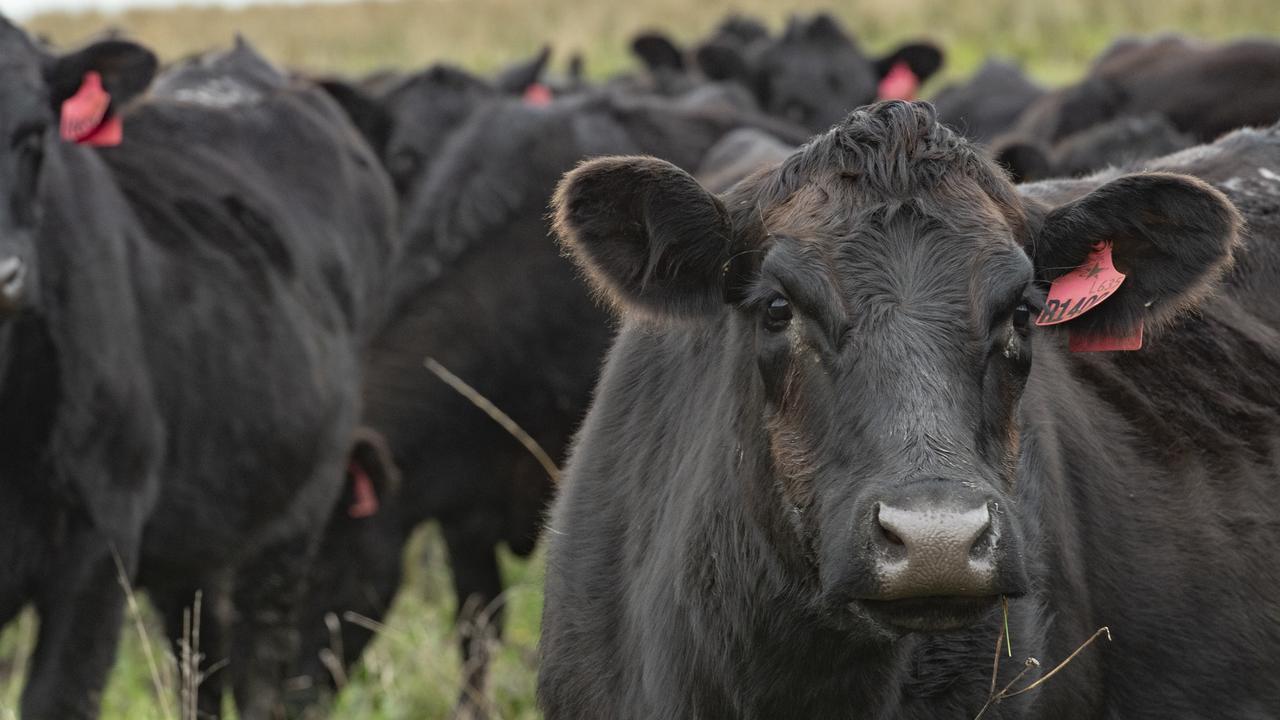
[60,71,122,147]
[1036,241,1126,326]
[1036,240,1143,352]
[522,82,553,106]
[347,461,380,518]
[876,61,919,101]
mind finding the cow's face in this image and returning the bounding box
[555,102,1239,636]
[0,22,51,315]
[743,14,942,132]
[0,20,154,317]
[380,67,498,197]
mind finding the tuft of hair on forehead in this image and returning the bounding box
[726,101,1029,240]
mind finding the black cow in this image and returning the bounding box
[539,101,1280,718]
[0,23,397,720]
[627,14,771,97]
[995,112,1196,182]
[318,47,552,197]
[930,59,1045,144]
[284,92,810,718]
[994,34,1280,179]
[697,13,943,132]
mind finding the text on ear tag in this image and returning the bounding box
[877,61,919,101]
[60,71,123,147]
[1036,240,1126,326]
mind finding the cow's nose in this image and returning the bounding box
[872,499,997,599]
[0,256,25,313]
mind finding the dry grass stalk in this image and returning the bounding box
[341,588,513,720]
[111,549,174,720]
[974,615,1112,719]
[424,357,561,484]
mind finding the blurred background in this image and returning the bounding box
[7,0,1278,83]
[0,1,1276,719]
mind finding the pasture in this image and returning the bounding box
[1,0,1278,718]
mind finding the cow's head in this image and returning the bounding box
[700,14,942,132]
[285,427,404,711]
[323,51,550,198]
[0,19,155,317]
[554,102,1238,635]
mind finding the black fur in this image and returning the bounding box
[930,59,1045,144]
[995,113,1196,183]
[995,35,1280,168]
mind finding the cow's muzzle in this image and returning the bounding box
[854,480,1027,631]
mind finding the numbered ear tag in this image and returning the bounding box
[60,71,123,147]
[876,61,919,101]
[1036,241,1126,326]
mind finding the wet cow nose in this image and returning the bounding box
[872,500,997,599]
[0,256,25,313]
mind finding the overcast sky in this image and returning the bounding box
[1,0,330,19]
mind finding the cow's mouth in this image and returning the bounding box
[855,595,1000,632]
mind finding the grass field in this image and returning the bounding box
[2,0,1279,718]
[21,0,1280,84]
[0,526,544,720]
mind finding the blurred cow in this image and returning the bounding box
[631,13,943,133]
[0,24,398,719]
[930,59,1045,144]
[286,89,809,719]
[995,35,1280,180]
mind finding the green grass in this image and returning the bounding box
[3,0,1280,717]
[0,525,543,720]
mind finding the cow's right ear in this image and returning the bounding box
[1029,172,1241,340]
[494,45,552,94]
[46,39,157,113]
[554,156,732,319]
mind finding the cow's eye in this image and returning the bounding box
[764,295,792,330]
[1012,302,1031,336]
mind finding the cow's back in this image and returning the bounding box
[103,77,396,567]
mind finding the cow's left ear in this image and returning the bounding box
[632,32,685,72]
[554,156,733,319]
[494,45,552,94]
[46,39,157,113]
[875,42,944,83]
[1030,172,1241,338]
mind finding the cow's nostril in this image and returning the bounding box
[0,256,25,309]
[874,504,906,546]
[881,526,904,546]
